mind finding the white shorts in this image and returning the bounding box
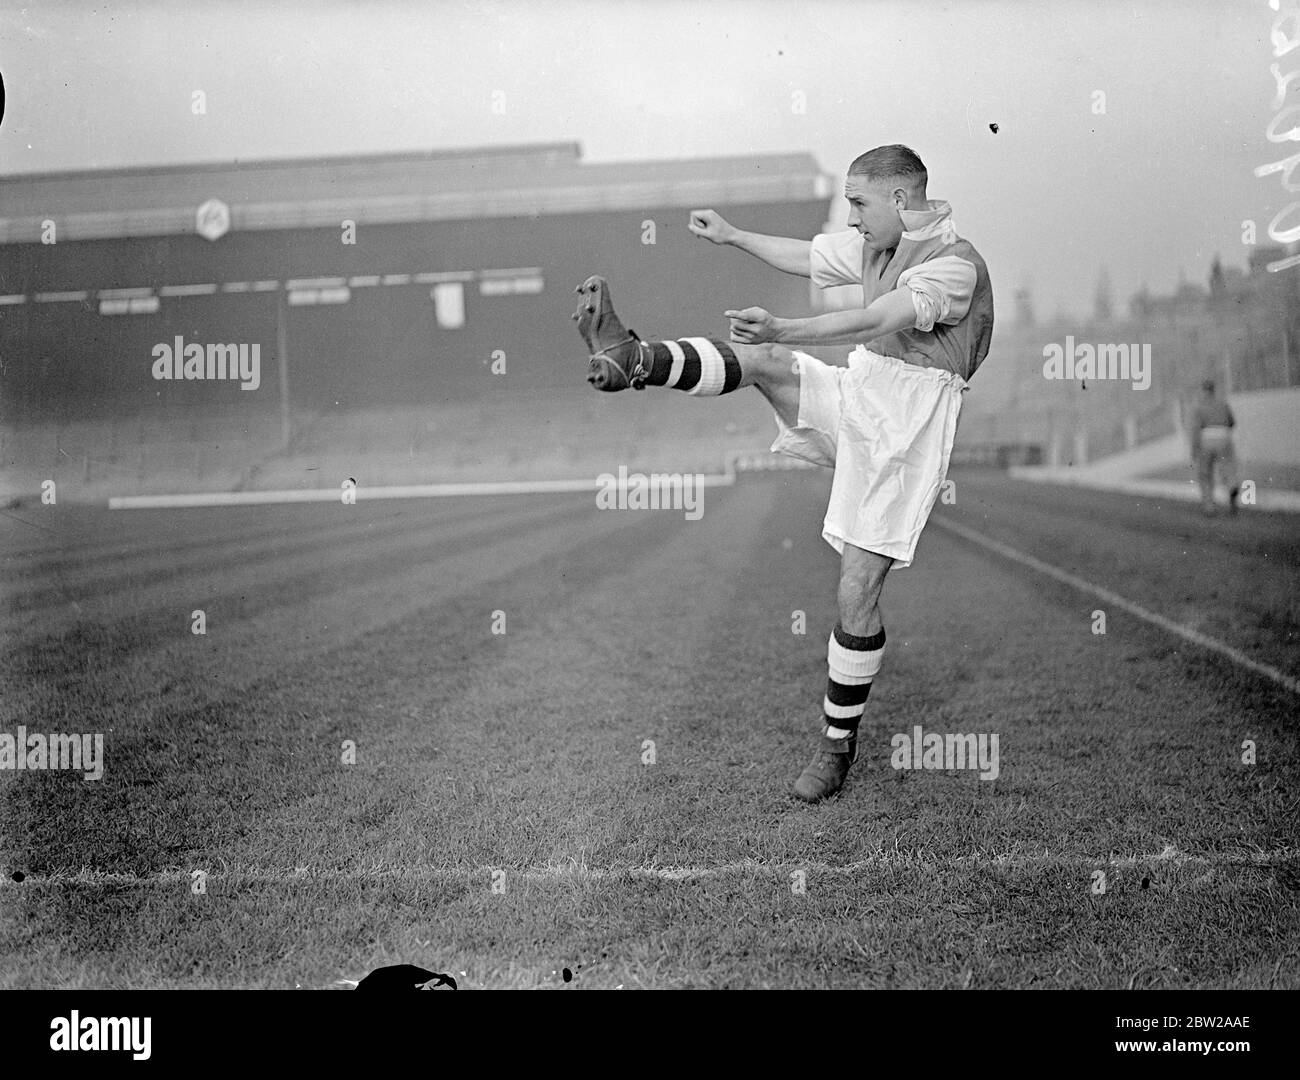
[769,346,967,567]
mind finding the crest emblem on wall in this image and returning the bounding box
[195,198,231,241]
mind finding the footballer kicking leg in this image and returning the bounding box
[573,275,801,425]
[574,274,891,804]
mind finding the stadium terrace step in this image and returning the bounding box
[1007,465,1300,513]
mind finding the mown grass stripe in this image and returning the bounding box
[931,515,1300,696]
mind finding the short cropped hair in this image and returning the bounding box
[847,145,928,190]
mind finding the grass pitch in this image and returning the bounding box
[2,471,1297,988]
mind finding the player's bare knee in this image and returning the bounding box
[760,342,795,371]
[734,341,774,365]
[737,342,796,387]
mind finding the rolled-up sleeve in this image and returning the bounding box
[809,230,864,289]
[898,256,977,332]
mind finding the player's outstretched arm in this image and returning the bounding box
[689,209,812,278]
[726,287,918,347]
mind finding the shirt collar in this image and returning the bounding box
[899,199,953,241]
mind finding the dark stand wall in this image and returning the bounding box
[1,200,829,422]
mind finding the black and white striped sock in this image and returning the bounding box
[644,337,742,395]
[823,623,885,739]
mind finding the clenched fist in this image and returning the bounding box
[725,306,779,344]
[688,209,737,245]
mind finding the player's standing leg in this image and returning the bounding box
[1196,446,1217,514]
[793,544,891,803]
[1222,442,1241,515]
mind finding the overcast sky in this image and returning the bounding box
[0,0,1281,318]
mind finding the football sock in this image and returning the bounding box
[644,337,743,395]
[823,622,886,737]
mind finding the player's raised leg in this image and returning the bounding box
[573,275,800,427]
[793,544,892,803]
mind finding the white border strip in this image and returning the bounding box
[286,276,347,289]
[109,480,599,508]
[98,287,155,299]
[480,266,544,279]
[104,452,811,510]
[159,283,218,297]
[930,515,1300,696]
[74,270,497,300]
[414,271,474,284]
[107,473,740,509]
[4,847,1293,889]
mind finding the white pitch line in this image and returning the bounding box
[931,515,1300,696]
[104,453,816,510]
[107,482,593,508]
[106,476,724,509]
[5,848,1294,888]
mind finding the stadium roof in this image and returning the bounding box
[0,142,832,244]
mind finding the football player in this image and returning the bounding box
[573,145,994,802]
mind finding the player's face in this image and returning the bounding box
[844,177,905,254]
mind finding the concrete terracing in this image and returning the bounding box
[1010,387,1300,512]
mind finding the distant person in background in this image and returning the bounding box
[1190,379,1240,516]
